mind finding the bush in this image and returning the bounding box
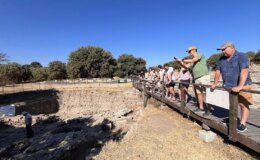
[48,61,67,80]
[0,63,23,84]
[67,46,117,78]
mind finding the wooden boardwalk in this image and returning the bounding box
[133,79,260,153]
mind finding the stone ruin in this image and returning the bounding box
[0,87,143,160]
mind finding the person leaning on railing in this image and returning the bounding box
[177,57,191,103]
[156,65,165,89]
[144,69,149,79]
[164,64,176,101]
[211,42,253,132]
[176,46,210,114]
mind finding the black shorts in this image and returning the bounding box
[166,81,175,87]
[179,79,190,89]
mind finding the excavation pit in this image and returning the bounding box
[0,84,143,160]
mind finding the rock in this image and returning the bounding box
[202,123,210,131]
[159,104,167,109]
[101,119,114,131]
[193,122,200,127]
[198,130,216,142]
[114,109,133,117]
[93,140,103,147]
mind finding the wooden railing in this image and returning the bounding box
[132,77,260,153]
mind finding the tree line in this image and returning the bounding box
[0,46,146,85]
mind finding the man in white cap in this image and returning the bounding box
[22,111,34,138]
[211,42,253,132]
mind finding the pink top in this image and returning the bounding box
[179,68,191,80]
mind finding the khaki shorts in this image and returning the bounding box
[194,75,210,94]
[238,85,253,107]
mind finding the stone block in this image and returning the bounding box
[198,130,216,142]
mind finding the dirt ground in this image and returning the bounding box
[96,102,259,160]
[0,83,144,159]
[0,83,259,159]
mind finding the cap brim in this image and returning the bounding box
[217,47,225,50]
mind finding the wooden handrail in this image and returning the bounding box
[133,78,260,94]
[132,77,260,152]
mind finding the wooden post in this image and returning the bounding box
[192,83,199,108]
[229,91,238,142]
[180,83,186,113]
[143,81,149,107]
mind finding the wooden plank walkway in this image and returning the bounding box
[134,81,260,153]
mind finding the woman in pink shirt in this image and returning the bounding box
[178,61,191,103]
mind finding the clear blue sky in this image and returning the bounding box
[0,0,260,67]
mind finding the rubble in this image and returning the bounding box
[0,87,143,159]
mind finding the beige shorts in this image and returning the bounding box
[194,74,210,94]
[238,85,253,107]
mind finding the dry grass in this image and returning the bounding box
[96,106,258,160]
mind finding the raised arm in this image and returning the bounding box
[182,57,199,63]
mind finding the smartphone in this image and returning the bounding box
[174,57,177,60]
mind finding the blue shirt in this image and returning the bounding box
[216,51,252,87]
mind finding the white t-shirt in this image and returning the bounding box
[167,67,175,81]
[159,69,165,81]
[144,72,149,79]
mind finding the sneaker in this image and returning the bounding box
[194,108,205,114]
[193,107,199,111]
[237,124,247,132]
[203,111,212,117]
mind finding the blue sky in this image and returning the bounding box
[0,0,260,67]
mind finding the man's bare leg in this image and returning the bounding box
[197,93,204,110]
[170,87,175,101]
[165,87,169,98]
[239,103,250,125]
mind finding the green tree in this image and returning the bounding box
[31,67,48,82]
[207,53,223,67]
[21,64,33,82]
[67,46,117,78]
[246,51,255,61]
[253,50,260,63]
[163,61,181,70]
[30,61,43,68]
[99,52,117,78]
[48,61,67,80]
[0,63,23,84]
[115,54,146,77]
